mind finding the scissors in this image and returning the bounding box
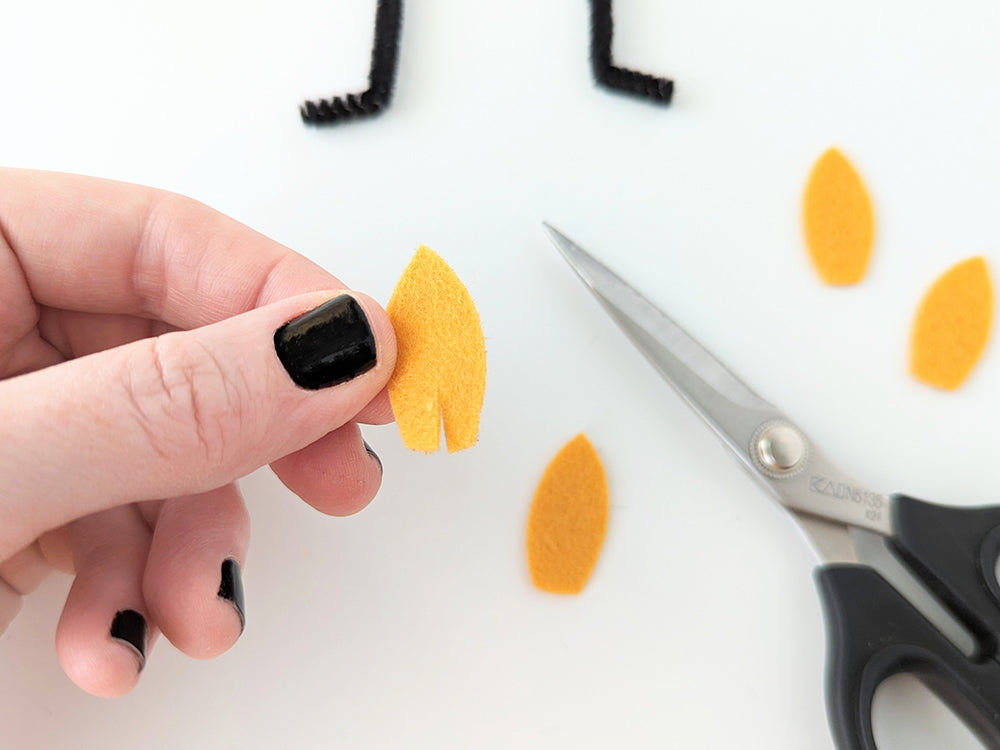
[543,224,1000,749]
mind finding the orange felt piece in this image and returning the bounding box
[910,256,993,390]
[526,434,608,594]
[802,147,875,285]
[386,246,486,452]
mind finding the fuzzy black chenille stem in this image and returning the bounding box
[300,0,403,124]
[589,0,673,104]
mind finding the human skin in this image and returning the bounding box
[0,169,397,696]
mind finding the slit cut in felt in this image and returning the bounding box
[386,246,485,452]
[526,434,609,595]
[802,148,874,285]
[910,256,993,390]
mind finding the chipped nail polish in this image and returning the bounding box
[274,295,377,390]
[363,440,383,474]
[218,558,246,633]
[110,609,147,671]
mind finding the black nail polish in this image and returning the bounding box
[218,558,246,633]
[274,295,377,390]
[363,440,383,474]
[110,609,147,671]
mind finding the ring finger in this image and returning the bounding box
[142,484,249,660]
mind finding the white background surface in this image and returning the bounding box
[0,0,997,747]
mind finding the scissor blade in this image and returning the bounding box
[544,223,894,538]
[544,223,775,466]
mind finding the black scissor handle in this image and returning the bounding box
[892,494,1000,652]
[815,565,1000,750]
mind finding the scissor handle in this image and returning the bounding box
[815,565,1000,750]
[892,494,1000,650]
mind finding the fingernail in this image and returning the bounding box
[274,295,377,390]
[363,440,383,474]
[218,558,246,633]
[110,609,147,671]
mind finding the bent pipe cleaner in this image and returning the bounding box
[300,0,672,125]
[300,0,403,124]
[589,0,673,104]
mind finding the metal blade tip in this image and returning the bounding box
[541,222,568,247]
[541,222,589,266]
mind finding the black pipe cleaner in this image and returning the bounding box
[300,0,403,124]
[589,0,673,104]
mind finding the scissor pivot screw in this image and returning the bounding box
[756,424,806,474]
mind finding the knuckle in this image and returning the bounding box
[122,334,247,465]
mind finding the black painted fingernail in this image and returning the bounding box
[110,609,147,671]
[363,440,383,474]
[274,295,377,390]
[218,558,246,633]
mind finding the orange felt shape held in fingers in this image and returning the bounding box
[910,256,993,390]
[526,434,608,594]
[386,246,486,452]
[802,147,875,285]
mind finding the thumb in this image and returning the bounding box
[0,291,396,558]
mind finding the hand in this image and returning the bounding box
[0,169,396,696]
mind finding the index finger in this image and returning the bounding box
[0,169,345,327]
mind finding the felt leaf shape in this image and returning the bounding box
[526,434,608,594]
[910,256,993,390]
[802,147,875,285]
[387,246,486,452]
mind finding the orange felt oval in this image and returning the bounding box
[526,434,608,594]
[802,147,874,285]
[387,246,486,452]
[910,256,993,390]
